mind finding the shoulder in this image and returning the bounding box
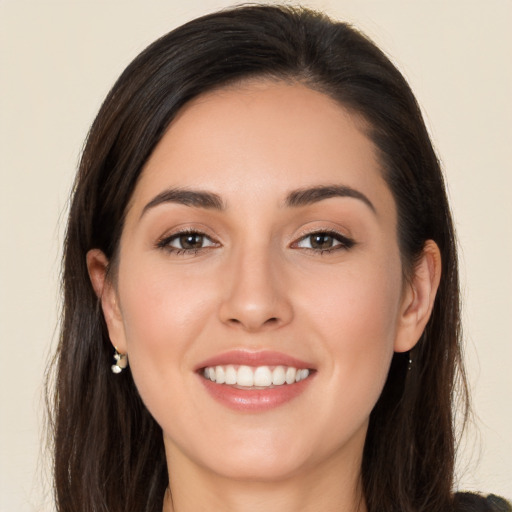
[454,492,512,512]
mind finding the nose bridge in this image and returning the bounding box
[219,239,292,331]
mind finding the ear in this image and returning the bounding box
[394,240,442,353]
[86,249,127,353]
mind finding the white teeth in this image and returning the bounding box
[299,369,310,380]
[203,364,311,387]
[215,365,225,384]
[237,365,254,387]
[225,365,237,385]
[285,367,296,384]
[295,368,310,382]
[272,366,286,385]
[254,366,272,386]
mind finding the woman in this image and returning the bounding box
[49,4,510,512]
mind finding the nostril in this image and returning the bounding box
[226,316,279,330]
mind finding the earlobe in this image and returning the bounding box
[394,240,442,353]
[86,249,127,353]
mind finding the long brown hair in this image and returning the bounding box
[49,5,467,511]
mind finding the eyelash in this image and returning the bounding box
[292,230,355,253]
[156,229,219,256]
[156,229,355,256]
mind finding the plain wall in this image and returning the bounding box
[1,1,510,510]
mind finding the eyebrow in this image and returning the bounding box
[140,187,225,218]
[140,183,376,218]
[285,185,376,213]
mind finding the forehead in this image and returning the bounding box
[129,81,393,216]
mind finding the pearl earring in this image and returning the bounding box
[111,348,128,374]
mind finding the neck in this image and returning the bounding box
[162,440,367,512]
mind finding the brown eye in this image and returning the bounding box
[295,231,355,252]
[178,233,205,249]
[158,231,217,253]
[309,234,336,250]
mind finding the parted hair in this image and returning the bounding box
[49,5,467,512]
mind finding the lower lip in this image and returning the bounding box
[199,374,314,412]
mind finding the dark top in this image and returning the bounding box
[454,493,512,511]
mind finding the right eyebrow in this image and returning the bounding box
[140,187,225,219]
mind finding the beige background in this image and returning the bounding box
[1,1,510,510]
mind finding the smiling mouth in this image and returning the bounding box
[202,365,312,389]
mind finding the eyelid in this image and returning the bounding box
[290,228,355,251]
[154,224,355,255]
[169,233,216,249]
[155,227,221,254]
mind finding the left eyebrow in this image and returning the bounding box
[284,185,376,214]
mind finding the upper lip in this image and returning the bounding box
[195,350,315,371]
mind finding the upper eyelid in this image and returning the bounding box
[158,226,219,242]
[169,231,214,242]
[155,226,354,248]
[156,230,219,251]
[291,229,356,250]
[293,228,353,242]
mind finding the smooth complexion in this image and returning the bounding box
[88,82,441,512]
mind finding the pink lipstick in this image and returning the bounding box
[196,350,316,412]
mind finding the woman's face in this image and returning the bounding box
[96,81,428,482]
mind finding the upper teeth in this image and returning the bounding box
[203,365,310,387]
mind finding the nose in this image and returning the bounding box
[218,245,293,332]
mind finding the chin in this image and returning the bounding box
[164,424,317,483]
[206,450,311,482]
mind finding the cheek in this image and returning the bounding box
[119,255,216,343]
[115,257,218,409]
[296,257,402,413]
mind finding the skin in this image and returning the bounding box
[88,81,441,512]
